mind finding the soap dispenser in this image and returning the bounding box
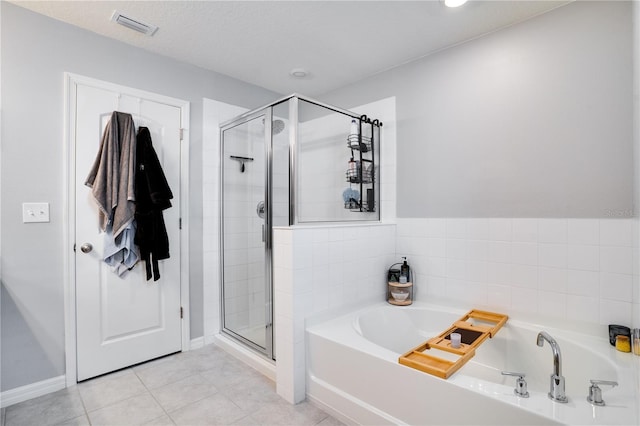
[387,257,413,306]
[400,257,410,282]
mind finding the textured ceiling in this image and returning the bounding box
[11,0,572,96]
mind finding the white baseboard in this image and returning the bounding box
[0,375,66,408]
[189,336,205,350]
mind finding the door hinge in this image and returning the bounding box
[180,306,184,319]
[73,243,76,252]
[179,128,184,140]
[179,218,182,230]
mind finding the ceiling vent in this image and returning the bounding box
[111,11,158,36]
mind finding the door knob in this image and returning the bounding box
[80,243,93,253]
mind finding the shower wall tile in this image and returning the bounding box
[397,217,635,329]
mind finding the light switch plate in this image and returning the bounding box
[22,202,50,223]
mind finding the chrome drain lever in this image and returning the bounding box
[587,379,618,406]
[502,371,529,398]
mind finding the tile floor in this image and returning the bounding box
[1,345,343,426]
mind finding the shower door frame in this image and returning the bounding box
[219,94,376,359]
[220,108,275,359]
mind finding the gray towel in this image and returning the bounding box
[85,111,136,237]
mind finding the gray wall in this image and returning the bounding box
[0,2,278,391]
[322,0,633,218]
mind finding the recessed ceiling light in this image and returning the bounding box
[290,68,309,79]
[111,10,158,36]
[444,0,468,7]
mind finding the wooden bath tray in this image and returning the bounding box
[399,309,508,379]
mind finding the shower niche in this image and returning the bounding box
[219,95,381,359]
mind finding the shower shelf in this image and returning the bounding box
[346,134,372,153]
[344,115,380,213]
[344,200,376,212]
[345,164,374,184]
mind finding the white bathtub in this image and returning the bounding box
[306,302,639,425]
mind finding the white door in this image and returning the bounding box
[74,82,183,381]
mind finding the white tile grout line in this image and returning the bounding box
[138,368,180,424]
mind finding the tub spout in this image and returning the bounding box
[536,331,568,403]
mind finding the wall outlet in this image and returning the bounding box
[22,202,50,223]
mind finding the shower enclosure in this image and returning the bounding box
[219,95,381,359]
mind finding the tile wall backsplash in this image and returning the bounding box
[396,218,637,328]
[273,224,397,403]
[274,224,397,319]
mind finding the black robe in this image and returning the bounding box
[135,127,173,281]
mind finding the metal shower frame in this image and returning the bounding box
[218,94,377,359]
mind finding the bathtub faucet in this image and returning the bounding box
[536,331,568,403]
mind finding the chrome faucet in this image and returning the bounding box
[536,331,568,403]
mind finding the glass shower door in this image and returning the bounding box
[221,112,272,356]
